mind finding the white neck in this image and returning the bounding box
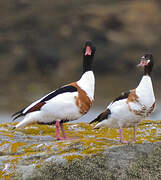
[136,75,155,106]
[77,71,95,100]
[137,75,153,91]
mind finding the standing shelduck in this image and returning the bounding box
[13,40,96,140]
[90,54,155,143]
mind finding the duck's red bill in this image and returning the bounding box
[85,46,91,56]
[137,60,148,67]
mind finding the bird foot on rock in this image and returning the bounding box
[120,140,129,144]
[56,136,78,141]
[120,139,136,144]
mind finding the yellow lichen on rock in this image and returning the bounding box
[11,142,28,153]
[16,124,56,136]
[64,154,83,161]
[0,120,160,179]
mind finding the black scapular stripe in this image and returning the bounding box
[89,91,130,125]
[90,109,111,124]
[12,108,25,117]
[12,85,78,121]
[38,120,69,125]
[112,91,130,103]
[40,85,77,102]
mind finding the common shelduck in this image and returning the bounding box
[12,40,96,140]
[90,54,155,143]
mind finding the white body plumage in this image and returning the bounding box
[95,75,155,129]
[16,71,95,128]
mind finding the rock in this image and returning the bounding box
[104,143,161,179]
[16,165,35,180]
[0,120,160,179]
[21,143,161,180]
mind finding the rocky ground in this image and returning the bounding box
[0,120,160,179]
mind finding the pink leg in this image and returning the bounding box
[60,123,67,138]
[119,128,128,144]
[55,121,65,140]
[133,125,137,142]
[60,123,76,140]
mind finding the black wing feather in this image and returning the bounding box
[90,109,111,124]
[12,85,78,121]
[12,108,25,117]
[12,108,26,121]
[40,85,77,102]
[90,91,130,124]
[112,91,130,103]
[12,113,25,121]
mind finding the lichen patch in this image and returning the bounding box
[0,120,160,178]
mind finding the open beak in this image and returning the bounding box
[85,46,92,56]
[137,60,148,67]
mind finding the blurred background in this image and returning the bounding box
[1,0,161,122]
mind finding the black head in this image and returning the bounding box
[82,40,96,57]
[82,40,96,73]
[137,54,154,75]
